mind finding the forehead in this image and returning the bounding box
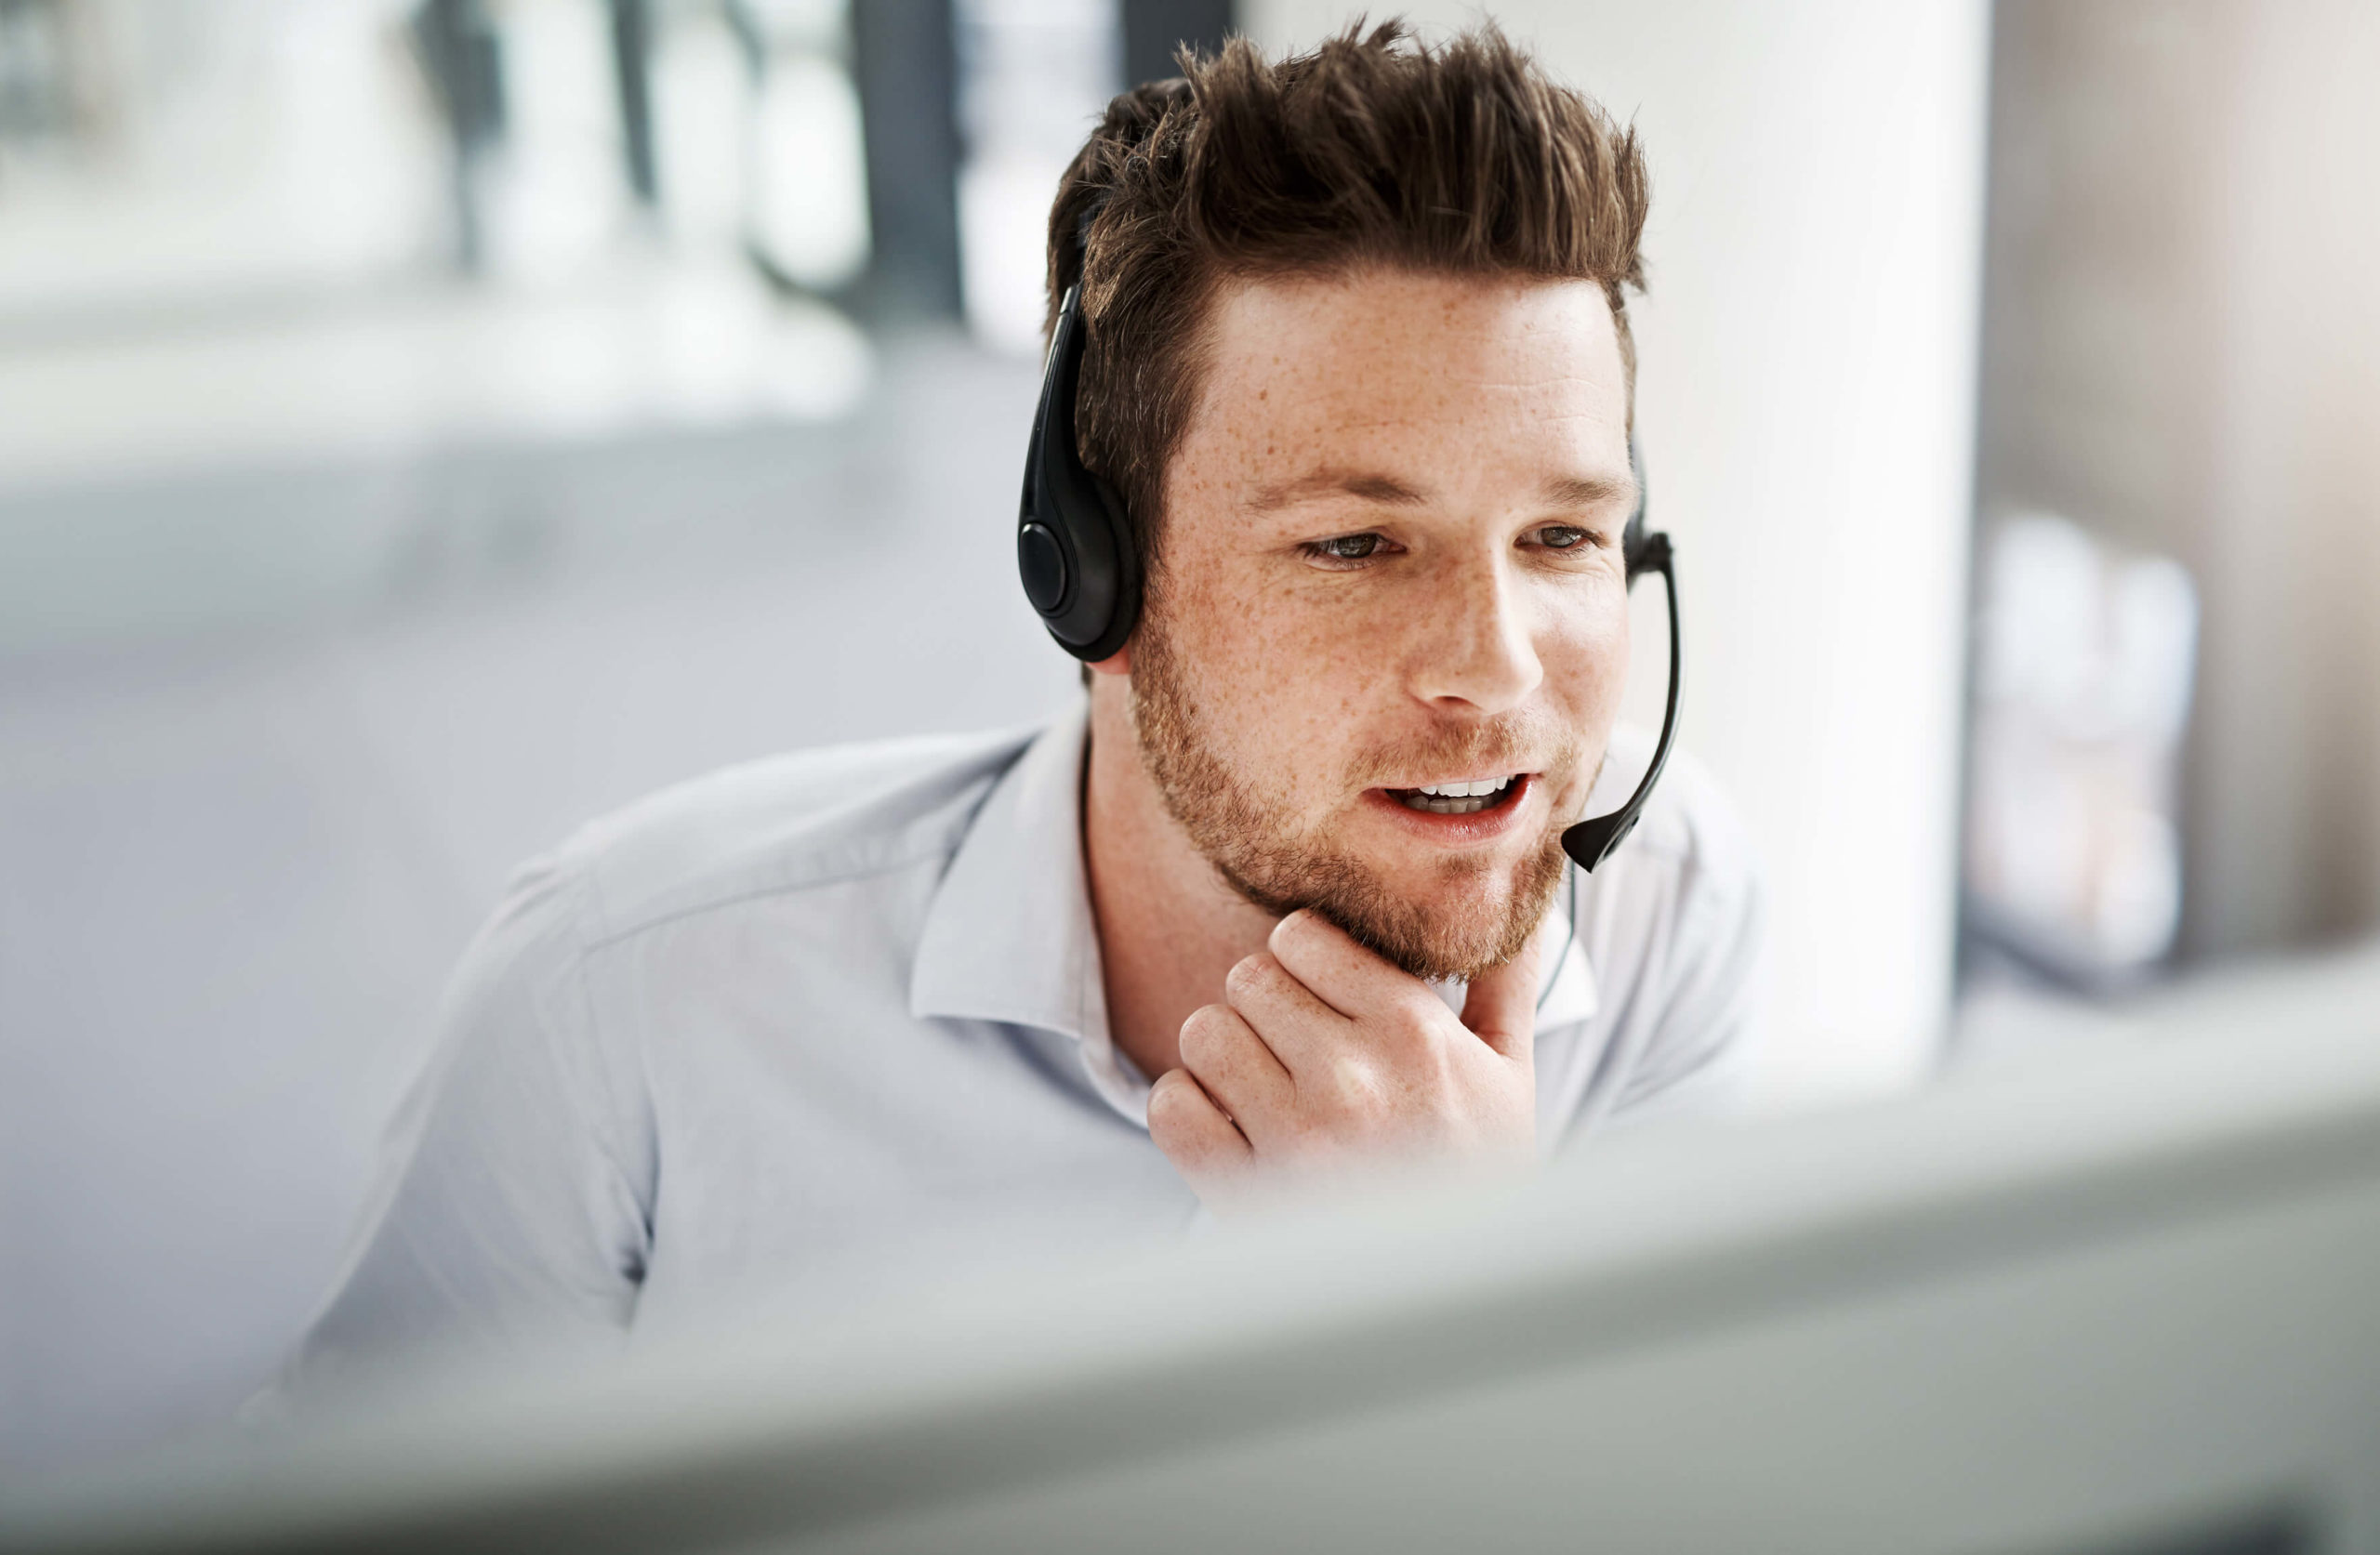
[1180,268,1632,483]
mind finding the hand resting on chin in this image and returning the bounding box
[1148,908,1540,1216]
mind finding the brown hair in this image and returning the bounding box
[1045,20,1649,568]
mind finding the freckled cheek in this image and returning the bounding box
[1543,604,1632,731]
[1171,578,1391,783]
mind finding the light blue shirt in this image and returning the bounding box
[292,703,1761,1379]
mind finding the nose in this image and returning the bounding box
[1409,549,1543,716]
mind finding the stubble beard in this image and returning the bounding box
[1128,603,1576,984]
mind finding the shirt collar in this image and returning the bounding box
[1518,747,1641,1033]
[1530,886,1600,1030]
[909,703,1144,1114]
[911,701,1602,1115]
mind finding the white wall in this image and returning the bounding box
[1243,2,1990,1105]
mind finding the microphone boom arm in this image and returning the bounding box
[1561,532,1680,873]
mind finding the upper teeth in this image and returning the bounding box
[1415,777,1514,797]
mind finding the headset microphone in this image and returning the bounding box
[1017,252,1683,875]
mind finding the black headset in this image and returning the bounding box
[1017,258,1682,875]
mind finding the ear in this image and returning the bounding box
[1086,645,1132,677]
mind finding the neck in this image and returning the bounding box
[1082,676,1280,1083]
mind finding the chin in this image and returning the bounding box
[1317,852,1561,984]
[1406,863,1518,924]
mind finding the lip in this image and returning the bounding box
[1361,772,1540,846]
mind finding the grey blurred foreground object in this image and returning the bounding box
[8,952,2380,1555]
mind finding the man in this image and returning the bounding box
[294,21,1759,1374]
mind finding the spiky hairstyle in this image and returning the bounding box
[1045,20,1650,562]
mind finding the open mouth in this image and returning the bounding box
[1387,774,1524,816]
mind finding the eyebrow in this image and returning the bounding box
[1247,469,1429,511]
[1539,472,1638,510]
[1248,468,1638,513]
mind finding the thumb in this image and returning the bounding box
[1461,930,1543,1064]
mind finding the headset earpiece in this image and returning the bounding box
[1018,283,1141,662]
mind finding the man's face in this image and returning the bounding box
[1128,267,1638,982]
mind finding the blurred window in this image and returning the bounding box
[0,0,879,500]
[954,0,1116,353]
[737,0,869,292]
[0,0,447,325]
[1965,513,2199,985]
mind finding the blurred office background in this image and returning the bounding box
[0,0,2373,1483]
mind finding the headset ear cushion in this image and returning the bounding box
[1086,475,1142,657]
[1018,521,1071,614]
[1019,282,1145,662]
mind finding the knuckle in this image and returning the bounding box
[1330,1057,1386,1114]
[1147,1070,1200,1126]
[1177,1006,1230,1068]
[1391,995,1444,1043]
[1224,952,1276,1000]
[1269,908,1324,959]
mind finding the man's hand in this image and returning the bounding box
[1147,909,1540,1214]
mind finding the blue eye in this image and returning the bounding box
[1534,525,1592,550]
[1313,534,1382,560]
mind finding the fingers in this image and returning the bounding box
[1267,906,1537,1066]
[1266,909,1439,1021]
[1160,916,1544,1208]
[1459,931,1542,1064]
[1222,945,1354,1074]
[1147,1067,1253,1185]
[1176,1002,1294,1140]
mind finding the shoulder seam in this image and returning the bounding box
[577,836,962,955]
[556,726,1038,955]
